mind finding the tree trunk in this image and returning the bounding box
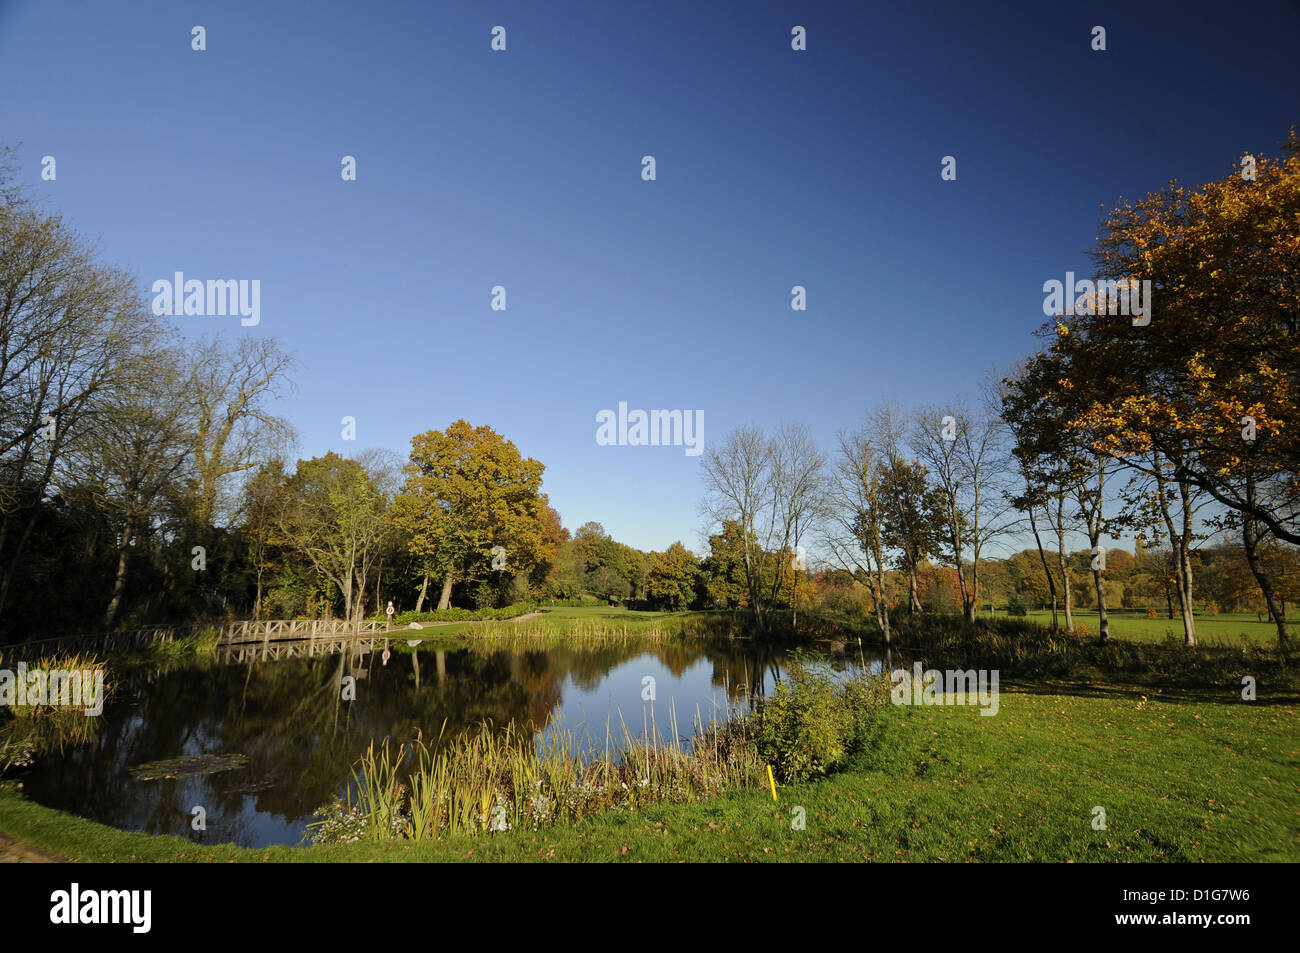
[1028,505,1058,632]
[415,572,430,612]
[1154,459,1197,646]
[791,566,798,633]
[1056,530,1074,633]
[742,547,766,634]
[252,553,264,620]
[1243,513,1290,646]
[104,516,135,629]
[1092,564,1110,643]
[874,563,890,645]
[949,518,972,621]
[1177,479,1197,645]
[437,572,454,611]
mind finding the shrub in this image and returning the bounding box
[1007,593,1028,617]
[1146,606,1158,619]
[1205,600,1220,616]
[754,665,846,784]
[753,660,889,784]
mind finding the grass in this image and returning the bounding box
[1017,608,1295,645]
[2,684,1294,861]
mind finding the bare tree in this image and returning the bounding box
[0,161,160,617]
[770,423,827,632]
[913,397,1017,622]
[76,344,197,628]
[700,424,824,635]
[186,334,297,528]
[823,426,893,642]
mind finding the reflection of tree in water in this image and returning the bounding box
[21,637,883,847]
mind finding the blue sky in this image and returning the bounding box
[2,0,1297,555]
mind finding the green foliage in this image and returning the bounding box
[753,659,889,784]
[645,542,701,611]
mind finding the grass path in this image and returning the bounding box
[0,827,64,862]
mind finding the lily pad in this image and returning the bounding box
[128,753,250,781]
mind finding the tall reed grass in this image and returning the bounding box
[0,650,110,773]
[307,702,766,844]
[309,664,895,845]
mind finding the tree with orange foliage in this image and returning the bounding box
[1008,131,1299,643]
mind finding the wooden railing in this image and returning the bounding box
[1,619,396,663]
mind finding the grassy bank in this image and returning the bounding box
[2,684,1293,861]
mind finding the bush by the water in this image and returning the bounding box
[755,659,891,784]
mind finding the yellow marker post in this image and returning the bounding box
[766,764,778,803]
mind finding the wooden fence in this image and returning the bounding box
[1,619,397,664]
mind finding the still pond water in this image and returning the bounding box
[22,638,884,847]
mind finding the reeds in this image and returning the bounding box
[466,612,747,647]
[307,701,767,844]
[0,650,110,772]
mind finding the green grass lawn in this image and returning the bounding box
[408,604,1295,646]
[4,683,1294,862]
[1017,609,1295,645]
[390,604,674,637]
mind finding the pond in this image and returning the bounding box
[17,637,886,847]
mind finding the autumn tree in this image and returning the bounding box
[646,542,701,610]
[1028,131,1299,641]
[392,421,548,610]
[699,520,749,609]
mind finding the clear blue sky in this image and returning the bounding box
[2,0,1297,555]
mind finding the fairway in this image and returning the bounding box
[1016,609,1295,645]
